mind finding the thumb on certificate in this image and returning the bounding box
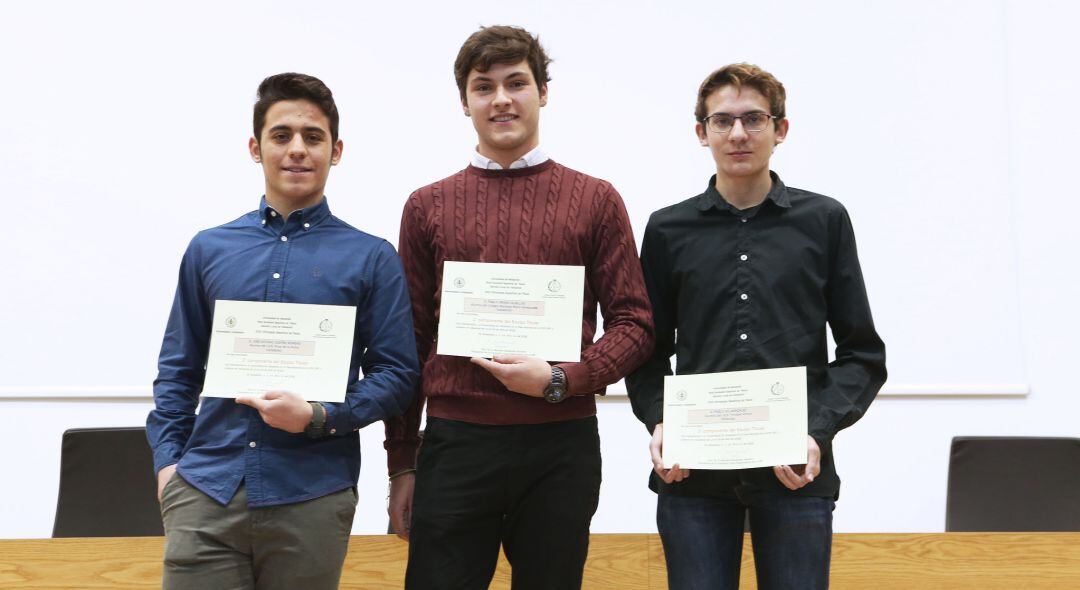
[236,393,272,410]
[471,357,504,373]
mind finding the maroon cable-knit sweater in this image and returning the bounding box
[384,159,654,474]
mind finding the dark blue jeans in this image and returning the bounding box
[657,489,834,590]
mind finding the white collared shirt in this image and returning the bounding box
[470,146,549,170]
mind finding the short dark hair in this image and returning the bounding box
[695,63,786,124]
[454,25,552,101]
[253,73,339,143]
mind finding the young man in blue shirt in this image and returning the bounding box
[627,63,887,590]
[147,73,419,590]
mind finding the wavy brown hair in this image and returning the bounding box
[695,63,786,123]
[454,25,552,100]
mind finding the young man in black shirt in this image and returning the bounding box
[626,63,887,590]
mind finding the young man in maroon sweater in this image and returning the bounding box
[383,25,654,589]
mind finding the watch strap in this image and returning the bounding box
[305,402,329,439]
[544,366,569,403]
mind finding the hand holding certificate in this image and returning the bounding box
[202,300,356,403]
[437,261,584,362]
[662,367,808,470]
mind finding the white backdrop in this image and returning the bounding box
[1,0,1077,538]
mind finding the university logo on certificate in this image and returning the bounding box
[663,367,808,470]
[437,261,585,362]
[202,300,356,402]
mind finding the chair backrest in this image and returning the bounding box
[946,436,1080,532]
[53,427,164,537]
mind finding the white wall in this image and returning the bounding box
[2,0,1078,538]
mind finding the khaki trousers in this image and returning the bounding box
[160,474,357,590]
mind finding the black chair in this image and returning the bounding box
[945,436,1080,532]
[53,427,164,537]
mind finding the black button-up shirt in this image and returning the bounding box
[626,173,886,498]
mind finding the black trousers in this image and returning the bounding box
[405,415,602,590]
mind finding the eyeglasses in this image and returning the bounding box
[703,112,779,134]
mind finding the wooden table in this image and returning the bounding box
[2,533,1078,588]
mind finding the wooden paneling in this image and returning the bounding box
[827,533,1080,589]
[1,533,1078,589]
[341,535,652,589]
[0,537,165,589]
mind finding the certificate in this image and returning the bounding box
[437,261,584,362]
[662,367,807,470]
[201,300,356,403]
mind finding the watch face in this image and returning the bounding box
[545,387,567,403]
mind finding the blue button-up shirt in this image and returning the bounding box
[147,197,419,507]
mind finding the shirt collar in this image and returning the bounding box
[696,171,791,212]
[470,145,549,170]
[259,196,332,228]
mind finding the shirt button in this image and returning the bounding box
[739,333,748,341]
[272,272,281,279]
[741,218,748,223]
[304,222,311,229]
[249,441,257,448]
[329,428,337,435]
[270,211,277,217]
[739,254,748,261]
[740,293,748,300]
[280,236,288,242]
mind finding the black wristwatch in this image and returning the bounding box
[543,366,569,404]
[305,402,329,439]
